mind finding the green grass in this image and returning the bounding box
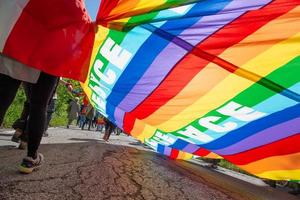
[2,88,26,128]
[218,159,252,175]
[199,158,252,176]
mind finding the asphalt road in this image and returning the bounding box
[0,127,298,200]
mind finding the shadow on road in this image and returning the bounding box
[0,133,13,137]
[0,145,16,149]
[129,142,153,150]
[69,138,105,143]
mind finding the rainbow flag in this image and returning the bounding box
[1,0,300,180]
[82,0,300,180]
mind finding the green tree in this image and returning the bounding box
[2,87,26,127]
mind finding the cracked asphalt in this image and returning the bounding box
[0,127,298,200]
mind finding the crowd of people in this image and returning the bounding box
[66,94,122,142]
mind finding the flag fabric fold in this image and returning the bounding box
[82,0,300,180]
[1,0,300,180]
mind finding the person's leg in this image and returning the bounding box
[106,125,113,141]
[104,123,114,141]
[26,73,59,158]
[81,116,87,130]
[67,118,73,128]
[116,128,121,135]
[76,115,80,126]
[44,80,59,132]
[0,74,21,126]
[45,98,56,130]
[93,117,97,128]
[18,131,28,150]
[81,120,85,130]
[88,118,92,131]
[11,83,32,142]
[103,124,108,140]
[78,115,82,127]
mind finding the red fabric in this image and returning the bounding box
[194,148,211,157]
[169,149,180,160]
[97,0,120,26]
[223,133,300,165]
[3,0,95,82]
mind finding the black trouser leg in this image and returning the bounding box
[26,72,58,158]
[88,119,92,130]
[0,74,21,126]
[44,80,59,131]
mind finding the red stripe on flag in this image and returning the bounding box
[223,133,300,165]
[123,0,298,133]
[169,149,180,160]
[97,0,120,26]
[123,113,136,134]
[194,148,211,157]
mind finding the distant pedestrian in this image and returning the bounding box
[103,118,116,142]
[78,95,89,128]
[96,115,105,132]
[67,97,80,128]
[81,104,95,131]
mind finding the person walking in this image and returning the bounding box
[67,97,80,128]
[103,117,116,142]
[0,0,94,174]
[0,53,59,174]
[95,112,105,132]
[81,104,95,131]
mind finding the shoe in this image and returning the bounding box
[263,179,276,188]
[19,153,44,174]
[18,140,27,150]
[209,163,218,169]
[11,129,23,143]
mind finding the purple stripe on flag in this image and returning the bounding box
[114,106,125,127]
[183,143,200,153]
[164,146,172,156]
[214,117,300,155]
[114,0,272,128]
[178,0,272,45]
